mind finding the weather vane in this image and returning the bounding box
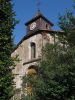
[37,1,41,12]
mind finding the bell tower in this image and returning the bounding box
[25,11,54,33]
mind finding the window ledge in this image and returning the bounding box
[23,58,41,65]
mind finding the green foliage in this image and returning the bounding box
[34,44,75,100]
[0,0,17,100]
[22,43,75,100]
[58,10,75,47]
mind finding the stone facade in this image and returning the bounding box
[11,32,54,89]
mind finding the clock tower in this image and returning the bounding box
[25,11,54,33]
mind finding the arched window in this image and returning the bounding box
[31,42,36,59]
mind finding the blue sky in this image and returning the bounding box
[13,0,73,44]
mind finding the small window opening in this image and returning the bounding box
[31,42,36,59]
[46,24,48,29]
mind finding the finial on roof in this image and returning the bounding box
[35,1,42,17]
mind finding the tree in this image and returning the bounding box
[21,43,75,100]
[58,10,75,47]
[34,43,75,100]
[0,0,17,100]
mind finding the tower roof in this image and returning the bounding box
[25,11,54,26]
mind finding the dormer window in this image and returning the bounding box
[31,42,36,59]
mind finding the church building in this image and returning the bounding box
[11,11,62,99]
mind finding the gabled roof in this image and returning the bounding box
[25,11,54,26]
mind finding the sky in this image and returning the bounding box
[13,0,73,44]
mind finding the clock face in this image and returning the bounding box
[30,22,36,30]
